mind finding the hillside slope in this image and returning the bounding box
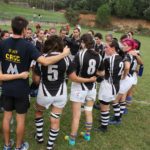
[0,2,66,23]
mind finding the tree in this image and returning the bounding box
[65,8,80,25]
[114,0,136,18]
[96,4,111,27]
[144,7,150,20]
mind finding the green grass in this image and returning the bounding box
[0,22,150,150]
[0,2,66,23]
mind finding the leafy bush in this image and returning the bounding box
[96,4,111,27]
[144,7,150,21]
[65,8,80,25]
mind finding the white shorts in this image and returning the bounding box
[98,80,117,102]
[119,76,133,94]
[70,82,96,103]
[132,72,138,85]
[36,82,67,109]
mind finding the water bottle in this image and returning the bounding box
[138,64,144,77]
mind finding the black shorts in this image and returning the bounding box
[2,95,30,114]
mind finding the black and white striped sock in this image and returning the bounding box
[47,128,59,150]
[101,111,109,128]
[35,117,44,143]
[112,103,120,121]
[120,101,126,116]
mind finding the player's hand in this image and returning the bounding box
[129,50,137,56]
[89,76,97,82]
[20,71,29,79]
[63,46,70,56]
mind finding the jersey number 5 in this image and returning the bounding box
[47,65,58,81]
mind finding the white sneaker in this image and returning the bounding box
[15,142,29,150]
[20,142,29,150]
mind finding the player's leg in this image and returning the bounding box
[66,87,85,145]
[34,103,45,143]
[15,113,26,148]
[99,101,110,132]
[83,100,94,140]
[69,101,82,144]
[119,93,127,116]
[47,105,63,150]
[15,96,29,150]
[2,96,14,149]
[3,111,13,147]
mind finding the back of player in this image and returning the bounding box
[35,52,72,108]
[97,40,124,131]
[68,34,104,146]
[71,49,102,92]
[34,35,96,149]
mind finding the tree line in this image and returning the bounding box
[2,0,150,21]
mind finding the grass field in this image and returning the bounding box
[0,29,149,150]
[0,2,66,23]
[0,7,150,149]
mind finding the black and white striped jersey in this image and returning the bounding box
[104,54,124,84]
[94,43,105,58]
[123,53,138,75]
[34,52,74,96]
[73,49,104,90]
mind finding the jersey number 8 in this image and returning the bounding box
[87,59,96,75]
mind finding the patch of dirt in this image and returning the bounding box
[79,14,150,30]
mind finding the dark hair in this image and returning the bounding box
[88,30,95,36]
[109,39,119,51]
[95,33,103,39]
[0,30,9,38]
[81,33,95,49]
[27,28,32,31]
[120,34,128,41]
[128,31,134,36]
[43,35,64,54]
[11,16,28,35]
[81,33,98,55]
[36,24,41,29]
[74,27,80,33]
[60,27,67,33]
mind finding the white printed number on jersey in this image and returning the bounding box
[132,59,137,71]
[118,62,124,76]
[47,65,58,81]
[87,59,96,75]
[7,63,18,74]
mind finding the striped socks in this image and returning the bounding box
[101,111,109,129]
[112,103,121,121]
[35,117,44,143]
[47,128,59,150]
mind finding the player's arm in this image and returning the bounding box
[0,71,29,81]
[0,62,29,81]
[68,72,96,83]
[122,61,130,79]
[32,63,41,85]
[37,46,70,66]
[129,51,143,65]
[32,71,41,85]
[96,70,105,77]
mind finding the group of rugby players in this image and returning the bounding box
[0,16,143,150]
